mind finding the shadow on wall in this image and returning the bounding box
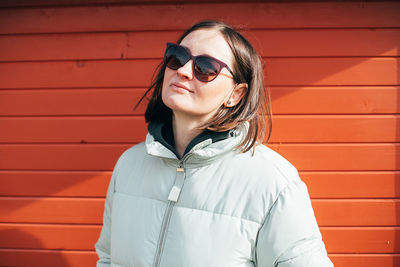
[0,172,107,266]
[0,229,68,266]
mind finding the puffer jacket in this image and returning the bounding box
[95,123,333,267]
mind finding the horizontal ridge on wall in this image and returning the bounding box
[1,29,399,61]
[0,223,399,253]
[0,115,399,143]
[1,87,398,115]
[1,170,399,198]
[0,144,399,171]
[1,2,400,34]
[0,58,398,88]
[0,250,398,267]
[0,197,399,226]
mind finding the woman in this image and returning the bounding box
[95,20,333,267]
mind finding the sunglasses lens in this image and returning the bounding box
[164,43,226,82]
[194,56,220,82]
[165,45,188,70]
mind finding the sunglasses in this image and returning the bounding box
[164,42,235,82]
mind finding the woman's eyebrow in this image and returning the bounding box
[179,43,223,61]
[179,44,209,57]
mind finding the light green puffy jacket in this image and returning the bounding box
[95,124,333,267]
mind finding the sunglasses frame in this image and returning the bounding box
[164,42,235,82]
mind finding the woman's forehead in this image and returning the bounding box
[180,29,233,65]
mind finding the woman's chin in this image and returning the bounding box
[163,95,191,110]
[164,102,207,119]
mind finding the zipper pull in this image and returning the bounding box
[167,166,185,202]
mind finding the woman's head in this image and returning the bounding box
[162,29,246,125]
[141,20,272,152]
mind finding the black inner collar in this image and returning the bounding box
[148,120,231,159]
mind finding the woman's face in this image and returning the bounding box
[161,29,236,122]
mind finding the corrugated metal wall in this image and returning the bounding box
[0,1,399,266]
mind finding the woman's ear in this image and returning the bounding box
[225,83,248,107]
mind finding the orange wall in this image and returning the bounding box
[0,1,399,266]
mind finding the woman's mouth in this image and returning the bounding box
[171,82,193,93]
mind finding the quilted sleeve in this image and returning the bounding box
[94,159,121,267]
[255,180,333,267]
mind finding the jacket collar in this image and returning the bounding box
[146,120,247,166]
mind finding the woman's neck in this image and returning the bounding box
[172,112,206,158]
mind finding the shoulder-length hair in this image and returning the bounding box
[137,20,272,153]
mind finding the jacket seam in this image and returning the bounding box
[112,191,262,225]
[253,180,294,266]
[254,179,306,267]
[114,191,167,204]
[275,237,325,266]
[174,204,262,225]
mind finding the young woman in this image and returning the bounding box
[95,20,333,267]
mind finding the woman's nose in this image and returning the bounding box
[176,60,193,80]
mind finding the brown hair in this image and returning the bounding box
[137,20,272,153]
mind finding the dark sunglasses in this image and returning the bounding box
[164,42,235,82]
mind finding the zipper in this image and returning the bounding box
[153,201,174,267]
[153,159,188,267]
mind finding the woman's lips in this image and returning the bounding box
[171,82,193,93]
